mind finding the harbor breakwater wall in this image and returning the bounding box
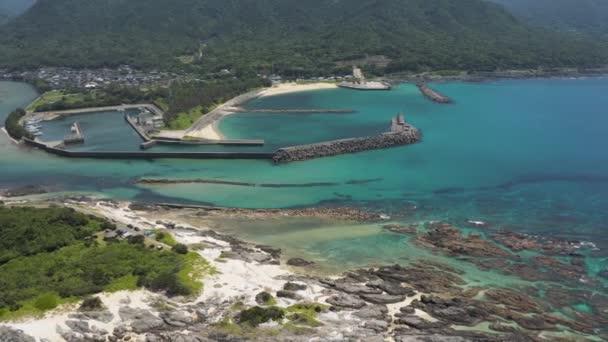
[273,130,421,163]
[417,83,453,104]
[22,139,274,160]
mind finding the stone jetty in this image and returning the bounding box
[273,114,420,163]
[417,83,453,104]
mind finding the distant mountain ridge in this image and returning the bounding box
[0,0,36,24]
[0,0,606,73]
[488,0,608,38]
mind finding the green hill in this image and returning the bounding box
[0,0,606,74]
[488,0,608,39]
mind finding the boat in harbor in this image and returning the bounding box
[338,66,392,90]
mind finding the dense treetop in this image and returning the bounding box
[0,0,606,74]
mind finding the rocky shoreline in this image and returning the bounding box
[1,199,606,341]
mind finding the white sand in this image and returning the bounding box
[7,291,156,342]
[184,123,223,140]
[183,82,338,140]
[258,82,338,98]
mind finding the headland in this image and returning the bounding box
[0,195,605,341]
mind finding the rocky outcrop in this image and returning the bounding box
[273,130,420,163]
[286,258,315,267]
[416,221,512,258]
[0,327,36,342]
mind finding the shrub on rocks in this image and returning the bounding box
[80,296,104,311]
[255,291,277,306]
[172,244,188,255]
[235,306,285,327]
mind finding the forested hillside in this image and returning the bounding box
[489,0,608,39]
[0,0,606,74]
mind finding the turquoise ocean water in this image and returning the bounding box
[2,79,608,337]
[2,79,608,246]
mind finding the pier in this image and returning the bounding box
[125,115,152,142]
[63,122,85,145]
[417,83,453,104]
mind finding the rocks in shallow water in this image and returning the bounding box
[374,263,465,295]
[327,294,367,309]
[484,289,541,313]
[412,296,488,326]
[512,315,555,331]
[286,257,315,267]
[599,269,608,279]
[360,294,406,304]
[489,322,521,333]
[0,327,36,342]
[417,221,511,258]
[256,245,282,259]
[0,185,48,197]
[119,307,165,333]
[283,282,307,292]
[383,223,418,234]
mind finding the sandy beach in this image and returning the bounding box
[183,82,338,140]
[257,82,338,98]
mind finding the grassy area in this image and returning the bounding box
[104,274,140,293]
[0,293,80,321]
[164,105,207,130]
[25,90,88,112]
[177,252,216,296]
[155,230,178,247]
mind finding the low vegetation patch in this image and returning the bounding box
[155,230,177,246]
[255,292,277,306]
[4,108,31,140]
[286,303,328,327]
[235,306,285,327]
[0,206,209,320]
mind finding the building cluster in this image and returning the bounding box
[0,65,187,90]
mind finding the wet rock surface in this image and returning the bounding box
[416,221,511,257]
[286,257,315,267]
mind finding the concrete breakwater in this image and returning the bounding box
[225,108,355,114]
[22,139,274,160]
[137,177,384,187]
[137,178,339,188]
[273,129,421,163]
[417,83,453,104]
